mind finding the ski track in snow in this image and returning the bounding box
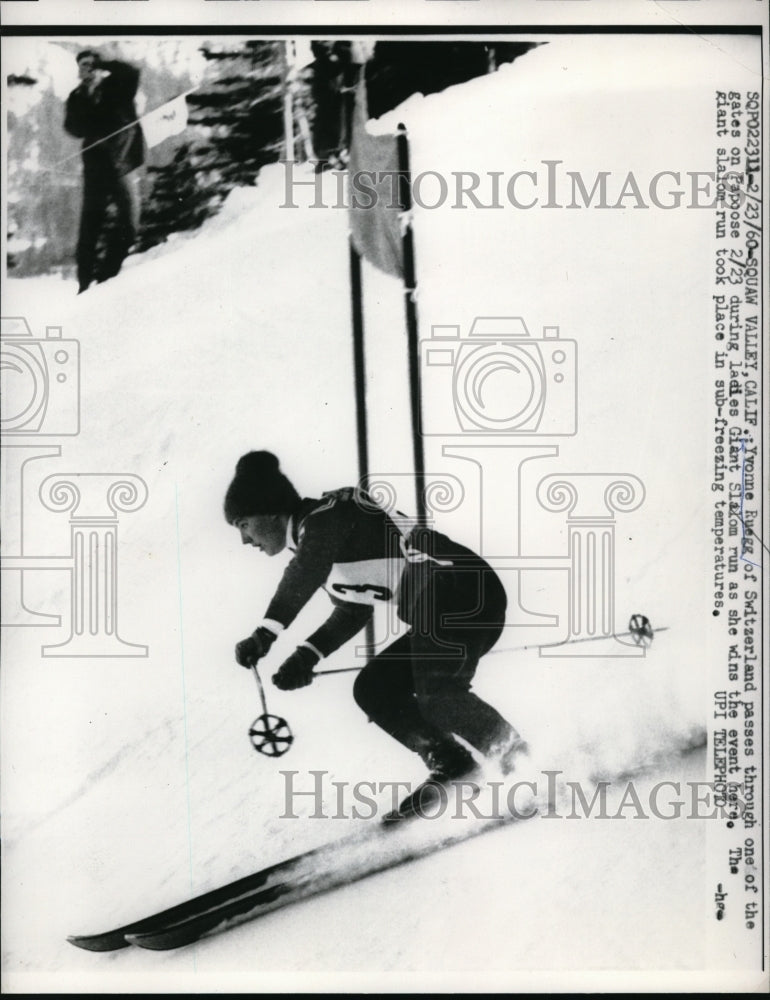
[3,716,179,846]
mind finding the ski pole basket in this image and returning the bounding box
[248,664,294,757]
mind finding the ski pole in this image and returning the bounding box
[247,663,294,757]
[251,663,270,716]
[313,614,664,677]
[50,86,199,171]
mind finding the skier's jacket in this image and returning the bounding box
[259,488,502,657]
[64,60,145,176]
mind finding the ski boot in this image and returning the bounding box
[384,741,479,823]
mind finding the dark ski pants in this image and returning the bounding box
[353,565,519,761]
[77,163,138,292]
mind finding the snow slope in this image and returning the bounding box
[2,32,759,992]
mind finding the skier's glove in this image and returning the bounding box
[272,645,319,690]
[235,626,277,668]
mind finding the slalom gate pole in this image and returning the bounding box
[282,42,295,161]
[349,241,369,489]
[346,80,375,654]
[397,122,427,529]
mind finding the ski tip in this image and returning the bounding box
[125,930,188,951]
[125,932,150,949]
[67,932,131,952]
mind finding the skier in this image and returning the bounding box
[64,50,145,293]
[224,451,528,818]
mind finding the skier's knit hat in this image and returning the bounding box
[224,451,301,522]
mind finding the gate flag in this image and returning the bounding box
[347,76,405,279]
[142,94,189,149]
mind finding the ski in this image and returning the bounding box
[70,810,522,952]
[67,825,375,952]
[126,811,519,951]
